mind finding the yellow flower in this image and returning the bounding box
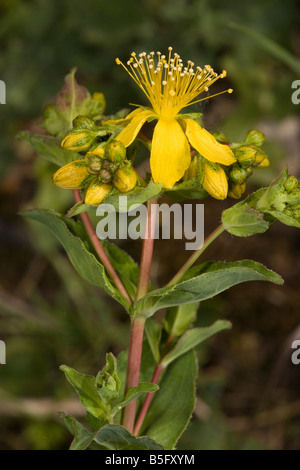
[112,48,236,189]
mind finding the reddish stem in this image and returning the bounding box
[73,189,132,304]
[121,317,145,432]
[133,363,164,436]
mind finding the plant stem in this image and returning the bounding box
[133,334,174,436]
[167,223,225,286]
[122,198,158,432]
[133,363,163,436]
[72,189,132,304]
[121,316,146,433]
[135,198,158,302]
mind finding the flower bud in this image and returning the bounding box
[228,183,246,199]
[98,168,113,183]
[245,129,265,147]
[85,181,112,205]
[234,145,256,167]
[86,145,105,159]
[104,140,126,163]
[229,165,248,184]
[184,155,198,181]
[72,115,96,130]
[85,154,103,174]
[113,166,137,193]
[202,162,228,200]
[284,175,298,193]
[251,146,269,167]
[53,160,90,189]
[61,129,96,153]
[212,131,229,144]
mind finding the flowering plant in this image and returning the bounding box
[19,50,300,450]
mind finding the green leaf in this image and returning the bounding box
[145,319,162,363]
[60,413,98,450]
[141,350,197,449]
[164,303,199,337]
[162,320,231,367]
[95,353,121,405]
[101,240,140,302]
[110,383,159,418]
[41,68,106,138]
[93,424,164,450]
[17,132,81,167]
[165,177,207,202]
[222,203,269,237]
[21,209,130,309]
[60,365,109,420]
[133,260,283,317]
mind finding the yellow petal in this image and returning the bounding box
[102,107,143,126]
[202,162,228,200]
[53,160,90,189]
[150,118,191,189]
[184,118,236,165]
[116,109,156,147]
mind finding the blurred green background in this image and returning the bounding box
[0,0,300,450]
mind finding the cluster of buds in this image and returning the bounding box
[282,175,300,220]
[183,129,270,201]
[227,129,269,199]
[53,115,138,204]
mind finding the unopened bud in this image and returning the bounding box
[85,154,103,174]
[229,165,248,184]
[61,129,96,153]
[98,168,113,183]
[245,129,265,147]
[228,183,246,199]
[202,162,228,200]
[53,160,90,189]
[234,145,256,167]
[184,155,198,181]
[104,140,126,163]
[85,181,112,205]
[113,166,137,193]
[284,175,298,193]
[72,115,96,130]
[86,145,105,159]
[212,131,229,144]
[251,146,269,167]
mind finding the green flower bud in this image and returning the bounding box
[284,175,298,193]
[85,154,103,174]
[234,145,256,167]
[72,115,96,130]
[98,168,113,183]
[229,165,248,184]
[104,140,126,163]
[228,183,246,199]
[85,181,112,205]
[113,165,137,193]
[245,129,265,147]
[212,131,229,144]
[61,129,96,152]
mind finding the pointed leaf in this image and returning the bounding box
[60,413,98,450]
[145,319,162,363]
[110,383,159,418]
[162,320,231,367]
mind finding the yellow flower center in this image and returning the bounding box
[116,47,232,119]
